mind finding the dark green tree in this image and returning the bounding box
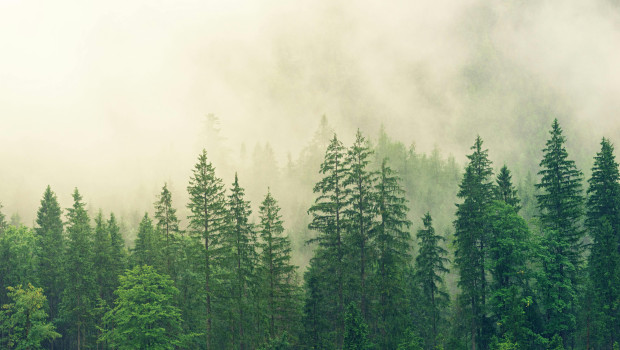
[305,135,349,349]
[343,130,376,318]
[101,265,186,350]
[60,188,95,350]
[495,166,521,212]
[374,158,412,349]
[107,213,127,295]
[34,186,64,333]
[187,149,227,350]
[0,201,7,235]
[343,303,370,350]
[415,212,448,349]
[535,119,584,345]
[454,136,495,350]
[586,138,620,348]
[132,213,159,268]
[154,183,180,279]
[258,191,300,341]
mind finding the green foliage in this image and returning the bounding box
[495,165,521,212]
[454,136,495,349]
[343,303,370,350]
[535,119,584,344]
[259,331,291,350]
[0,226,38,307]
[101,265,187,350]
[396,329,424,350]
[133,213,160,268]
[60,188,96,349]
[0,283,60,350]
[154,183,180,279]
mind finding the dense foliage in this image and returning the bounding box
[0,119,618,349]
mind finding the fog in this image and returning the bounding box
[1,0,620,229]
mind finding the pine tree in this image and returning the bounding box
[224,173,256,349]
[107,213,127,294]
[343,303,371,350]
[495,165,521,212]
[258,191,300,342]
[61,188,95,350]
[374,158,412,349]
[0,201,7,235]
[535,119,584,345]
[586,138,620,348]
[415,212,448,349]
[154,183,180,279]
[305,134,349,349]
[133,213,159,268]
[34,186,64,336]
[343,130,376,319]
[454,136,495,350]
[186,149,227,350]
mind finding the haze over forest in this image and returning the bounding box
[2,0,620,229]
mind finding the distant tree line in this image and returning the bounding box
[0,118,618,349]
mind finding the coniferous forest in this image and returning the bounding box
[0,117,619,350]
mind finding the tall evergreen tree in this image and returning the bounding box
[373,158,412,349]
[343,130,376,319]
[0,201,7,235]
[133,213,159,268]
[495,165,521,212]
[61,188,95,350]
[535,119,584,345]
[187,149,227,350]
[258,190,300,342]
[343,303,371,350]
[154,183,180,279]
[454,136,495,350]
[34,186,64,338]
[586,138,620,348]
[305,135,349,349]
[224,173,256,349]
[415,212,448,349]
[107,213,127,293]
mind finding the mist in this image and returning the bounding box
[1,0,619,229]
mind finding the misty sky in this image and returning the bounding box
[2,0,620,224]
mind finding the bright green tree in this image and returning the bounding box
[586,138,620,348]
[374,158,412,349]
[101,265,185,350]
[60,189,95,350]
[454,136,495,350]
[0,283,60,349]
[186,149,227,350]
[0,226,38,308]
[535,119,584,345]
[415,212,449,349]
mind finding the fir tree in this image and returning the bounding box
[343,130,376,319]
[258,190,299,341]
[107,213,127,294]
[586,138,620,347]
[535,119,584,345]
[374,158,412,349]
[133,213,159,268]
[61,188,95,350]
[343,303,371,350]
[305,134,349,349]
[454,136,495,350]
[154,183,180,279]
[34,186,64,337]
[187,149,227,350]
[415,212,448,349]
[495,165,521,212]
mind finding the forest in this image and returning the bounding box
[0,117,618,350]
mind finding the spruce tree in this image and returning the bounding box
[258,190,299,341]
[61,188,95,350]
[107,213,127,293]
[34,186,64,336]
[586,138,620,347]
[154,183,180,279]
[187,149,227,350]
[415,212,448,349]
[133,213,159,268]
[305,134,349,349]
[224,173,256,349]
[454,136,494,350]
[343,303,371,350]
[495,165,521,212]
[0,201,7,235]
[535,119,584,345]
[374,158,412,349]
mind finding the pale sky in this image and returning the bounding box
[1,0,620,224]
